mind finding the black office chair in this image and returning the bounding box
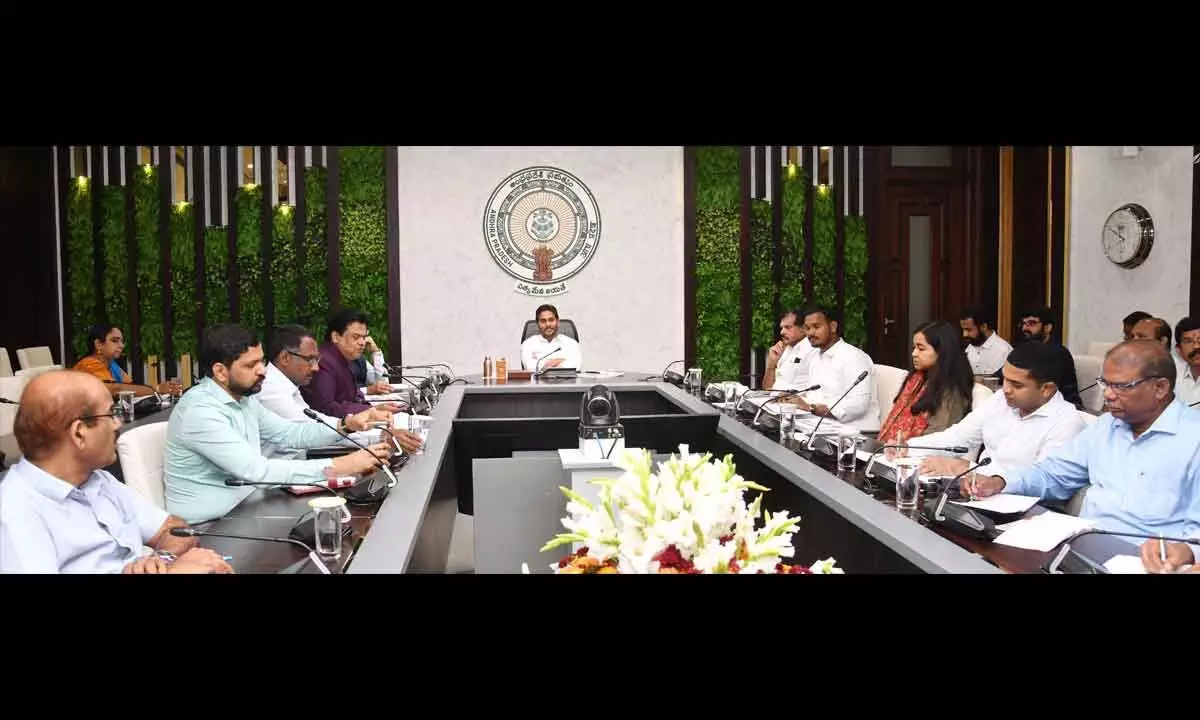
[520,319,579,344]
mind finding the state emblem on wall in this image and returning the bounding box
[482,166,601,296]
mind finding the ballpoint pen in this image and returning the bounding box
[969,471,978,500]
[1160,533,1167,565]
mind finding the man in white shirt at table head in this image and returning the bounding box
[764,307,815,391]
[917,340,1085,479]
[959,306,1012,377]
[790,306,880,433]
[521,304,582,372]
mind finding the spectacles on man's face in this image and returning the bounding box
[286,350,321,366]
[73,412,118,427]
[1095,375,1163,393]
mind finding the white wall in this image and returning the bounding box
[1067,146,1193,353]
[396,147,684,377]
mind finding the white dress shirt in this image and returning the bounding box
[1176,365,1200,407]
[256,362,359,457]
[803,339,880,433]
[914,389,1086,480]
[965,332,1013,376]
[259,362,341,427]
[521,333,583,371]
[0,458,169,573]
[774,337,817,390]
[364,350,388,387]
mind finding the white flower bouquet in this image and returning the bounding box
[539,444,842,574]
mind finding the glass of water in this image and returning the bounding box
[778,404,797,443]
[409,414,431,455]
[308,495,352,560]
[893,457,922,510]
[836,432,859,471]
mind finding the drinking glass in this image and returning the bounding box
[778,404,797,443]
[118,391,136,422]
[893,457,922,510]
[308,495,353,560]
[837,432,859,471]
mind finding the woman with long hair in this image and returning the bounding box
[878,320,974,444]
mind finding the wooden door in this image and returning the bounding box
[873,183,966,368]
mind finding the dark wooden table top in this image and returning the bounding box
[729,413,1139,574]
[194,483,384,574]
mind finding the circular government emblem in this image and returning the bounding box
[483,166,601,294]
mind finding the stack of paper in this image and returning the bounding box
[950,494,1041,515]
[993,512,1096,552]
[1103,555,1148,574]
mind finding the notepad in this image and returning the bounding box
[951,494,1041,515]
[1103,555,1148,574]
[993,512,1095,552]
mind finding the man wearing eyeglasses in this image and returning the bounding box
[0,370,233,573]
[963,340,1200,571]
[1018,306,1081,408]
[257,324,421,457]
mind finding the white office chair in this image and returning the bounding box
[0,374,29,467]
[1073,354,1104,413]
[14,364,63,381]
[1087,341,1116,358]
[116,422,169,510]
[873,364,909,427]
[0,347,12,377]
[16,346,54,371]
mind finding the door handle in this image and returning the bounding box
[883,317,896,336]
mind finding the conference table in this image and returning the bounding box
[113,371,1142,574]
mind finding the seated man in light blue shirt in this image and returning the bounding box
[164,323,393,524]
[0,370,232,573]
[964,340,1200,569]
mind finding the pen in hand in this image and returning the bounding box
[1160,533,1167,567]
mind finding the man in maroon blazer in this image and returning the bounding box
[302,308,405,418]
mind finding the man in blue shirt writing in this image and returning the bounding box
[164,323,393,524]
[963,339,1200,571]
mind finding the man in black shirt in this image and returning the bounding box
[1015,307,1081,409]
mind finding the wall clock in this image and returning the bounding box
[1102,202,1154,269]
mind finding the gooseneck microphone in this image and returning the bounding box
[863,443,972,478]
[750,384,821,427]
[223,478,343,496]
[1078,381,1099,394]
[1046,528,1200,574]
[302,408,398,490]
[169,527,332,575]
[805,370,869,451]
[534,347,562,376]
[924,458,997,541]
